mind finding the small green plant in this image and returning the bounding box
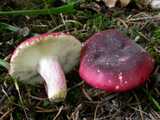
[154,27,160,40]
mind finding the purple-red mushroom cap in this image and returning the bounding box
[9,32,81,101]
[79,29,155,92]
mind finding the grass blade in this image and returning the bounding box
[0,59,9,70]
[0,3,76,16]
[142,88,160,111]
[0,22,38,36]
[0,22,19,32]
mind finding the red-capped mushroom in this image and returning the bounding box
[79,29,155,92]
[9,32,81,101]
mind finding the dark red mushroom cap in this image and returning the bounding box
[79,29,155,92]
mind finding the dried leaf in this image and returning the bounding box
[103,0,118,8]
[119,0,130,7]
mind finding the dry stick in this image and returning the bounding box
[71,104,82,120]
[154,88,160,96]
[151,109,160,119]
[29,95,47,101]
[36,107,68,113]
[60,13,69,32]
[0,86,13,104]
[137,32,150,41]
[83,93,118,104]
[149,113,157,120]
[48,20,82,32]
[93,104,99,120]
[0,108,14,120]
[67,81,84,92]
[133,93,144,120]
[128,106,149,116]
[116,18,128,29]
[14,80,29,120]
[154,47,160,54]
[101,93,119,103]
[53,106,64,120]
[82,88,93,101]
[127,15,160,22]
[1,86,12,102]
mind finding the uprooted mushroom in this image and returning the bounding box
[9,32,81,101]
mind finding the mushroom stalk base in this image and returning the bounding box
[38,57,67,101]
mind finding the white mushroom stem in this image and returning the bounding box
[38,57,67,101]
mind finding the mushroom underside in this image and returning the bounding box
[9,33,81,101]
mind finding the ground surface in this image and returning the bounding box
[0,0,160,120]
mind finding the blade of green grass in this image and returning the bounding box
[0,22,19,32]
[142,88,160,111]
[0,3,76,16]
[0,59,9,70]
[0,22,38,36]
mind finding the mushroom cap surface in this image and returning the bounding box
[79,29,155,92]
[10,32,81,84]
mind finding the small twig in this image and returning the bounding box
[71,104,82,120]
[116,18,128,28]
[0,22,37,36]
[151,109,160,119]
[82,88,93,101]
[133,92,144,120]
[4,54,11,61]
[149,113,157,120]
[14,80,29,120]
[128,106,149,116]
[68,81,84,92]
[127,15,160,22]
[53,106,64,120]
[60,13,68,32]
[48,20,82,32]
[137,32,150,41]
[0,108,14,120]
[29,95,47,101]
[0,86,13,104]
[101,93,119,103]
[35,106,68,113]
[154,88,160,96]
[154,47,160,53]
[1,86,12,102]
[93,104,99,120]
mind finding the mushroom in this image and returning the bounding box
[79,29,155,92]
[9,32,81,101]
[150,0,160,9]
